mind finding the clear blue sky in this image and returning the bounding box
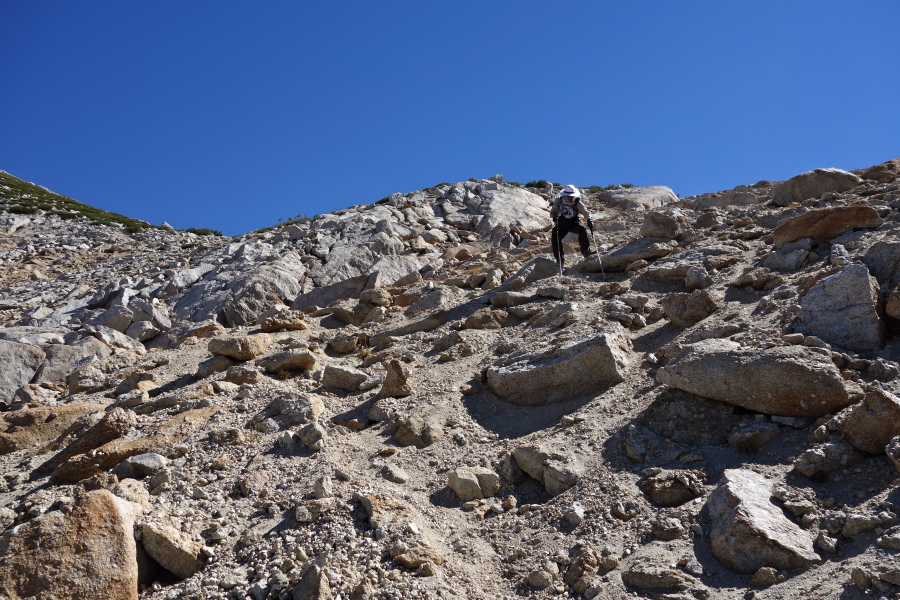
[2,2,898,236]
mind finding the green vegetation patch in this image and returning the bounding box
[184,227,223,237]
[524,180,549,188]
[588,184,636,193]
[0,170,163,234]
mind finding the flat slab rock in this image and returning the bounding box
[487,331,631,405]
[708,469,820,574]
[656,338,859,418]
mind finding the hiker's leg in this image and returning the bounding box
[551,225,562,263]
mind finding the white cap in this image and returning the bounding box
[560,184,581,199]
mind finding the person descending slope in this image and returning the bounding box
[550,184,595,269]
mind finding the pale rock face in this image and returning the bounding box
[448,466,501,501]
[598,186,679,211]
[474,187,549,237]
[584,237,677,273]
[707,469,820,574]
[796,263,885,353]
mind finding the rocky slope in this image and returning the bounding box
[2,160,900,599]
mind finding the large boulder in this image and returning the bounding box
[0,340,45,405]
[639,209,688,239]
[796,264,885,353]
[771,203,882,248]
[772,168,863,206]
[598,186,679,211]
[38,407,137,474]
[487,332,631,405]
[0,490,143,600]
[839,387,900,454]
[448,466,501,501]
[170,247,307,325]
[691,185,761,210]
[707,469,819,574]
[656,339,858,418]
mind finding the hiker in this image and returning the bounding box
[550,184,595,266]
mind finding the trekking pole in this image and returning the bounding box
[591,230,606,281]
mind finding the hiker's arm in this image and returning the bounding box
[579,203,594,231]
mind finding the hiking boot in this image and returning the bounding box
[582,249,597,258]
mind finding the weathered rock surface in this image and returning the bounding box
[590,238,677,272]
[771,203,882,248]
[448,466,500,501]
[796,264,885,353]
[839,387,900,454]
[142,520,205,580]
[0,403,107,455]
[393,407,443,448]
[0,340,45,404]
[513,443,584,496]
[0,490,143,600]
[707,469,820,574]
[378,359,412,399]
[208,333,274,360]
[772,168,863,206]
[660,290,719,329]
[487,332,631,405]
[657,339,857,417]
[38,407,137,473]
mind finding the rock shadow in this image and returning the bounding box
[600,388,812,482]
[630,321,681,354]
[462,389,596,440]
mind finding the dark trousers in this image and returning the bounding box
[551,218,590,264]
